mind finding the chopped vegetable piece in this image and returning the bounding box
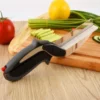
[41,34,61,42]
[92,36,100,43]
[31,29,61,42]
[35,29,51,38]
[31,28,43,37]
[38,30,54,39]
[98,36,100,40]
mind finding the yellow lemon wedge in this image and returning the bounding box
[49,0,70,20]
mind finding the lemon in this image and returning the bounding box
[49,0,70,20]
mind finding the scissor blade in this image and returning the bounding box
[55,20,98,56]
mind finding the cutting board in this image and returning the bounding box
[8,13,100,71]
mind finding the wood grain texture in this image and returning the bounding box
[0,22,100,100]
[8,21,100,71]
[1,38,100,100]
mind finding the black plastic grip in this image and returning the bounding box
[3,39,66,82]
[43,44,66,57]
[4,51,52,82]
[5,39,50,73]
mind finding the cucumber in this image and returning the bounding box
[48,35,61,42]
[31,29,51,37]
[41,34,61,42]
[36,29,51,38]
[92,36,100,43]
[98,36,100,40]
[41,34,56,39]
[38,30,54,39]
[31,28,61,42]
[31,28,43,36]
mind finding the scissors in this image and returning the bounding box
[1,20,98,81]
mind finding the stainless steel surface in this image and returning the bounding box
[56,20,98,56]
[20,46,43,63]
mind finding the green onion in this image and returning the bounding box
[28,10,100,32]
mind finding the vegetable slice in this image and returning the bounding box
[41,34,61,42]
[38,30,54,39]
[31,29,62,42]
[98,36,100,40]
[92,36,100,43]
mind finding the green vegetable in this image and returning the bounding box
[70,11,86,20]
[38,30,54,39]
[28,10,100,32]
[98,36,100,40]
[71,10,98,19]
[92,36,100,43]
[31,29,61,42]
[36,29,51,38]
[28,18,85,29]
[41,34,61,42]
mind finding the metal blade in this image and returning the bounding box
[54,20,98,56]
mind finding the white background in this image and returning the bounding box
[0,0,100,21]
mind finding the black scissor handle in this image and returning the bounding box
[4,51,52,82]
[3,39,66,82]
[5,39,50,73]
[43,44,66,57]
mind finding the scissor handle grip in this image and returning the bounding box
[3,39,66,82]
[43,44,66,57]
[5,39,50,73]
[4,51,52,82]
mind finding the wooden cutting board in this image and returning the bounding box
[8,13,100,71]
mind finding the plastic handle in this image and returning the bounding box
[5,39,50,73]
[4,51,52,82]
[43,43,66,57]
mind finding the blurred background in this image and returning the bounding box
[0,0,100,21]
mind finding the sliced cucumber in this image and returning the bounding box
[36,29,51,36]
[41,34,61,42]
[31,28,43,36]
[41,34,56,39]
[35,29,51,38]
[92,36,100,43]
[38,30,54,39]
[48,35,61,42]
[98,36,100,40]
[31,28,61,42]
